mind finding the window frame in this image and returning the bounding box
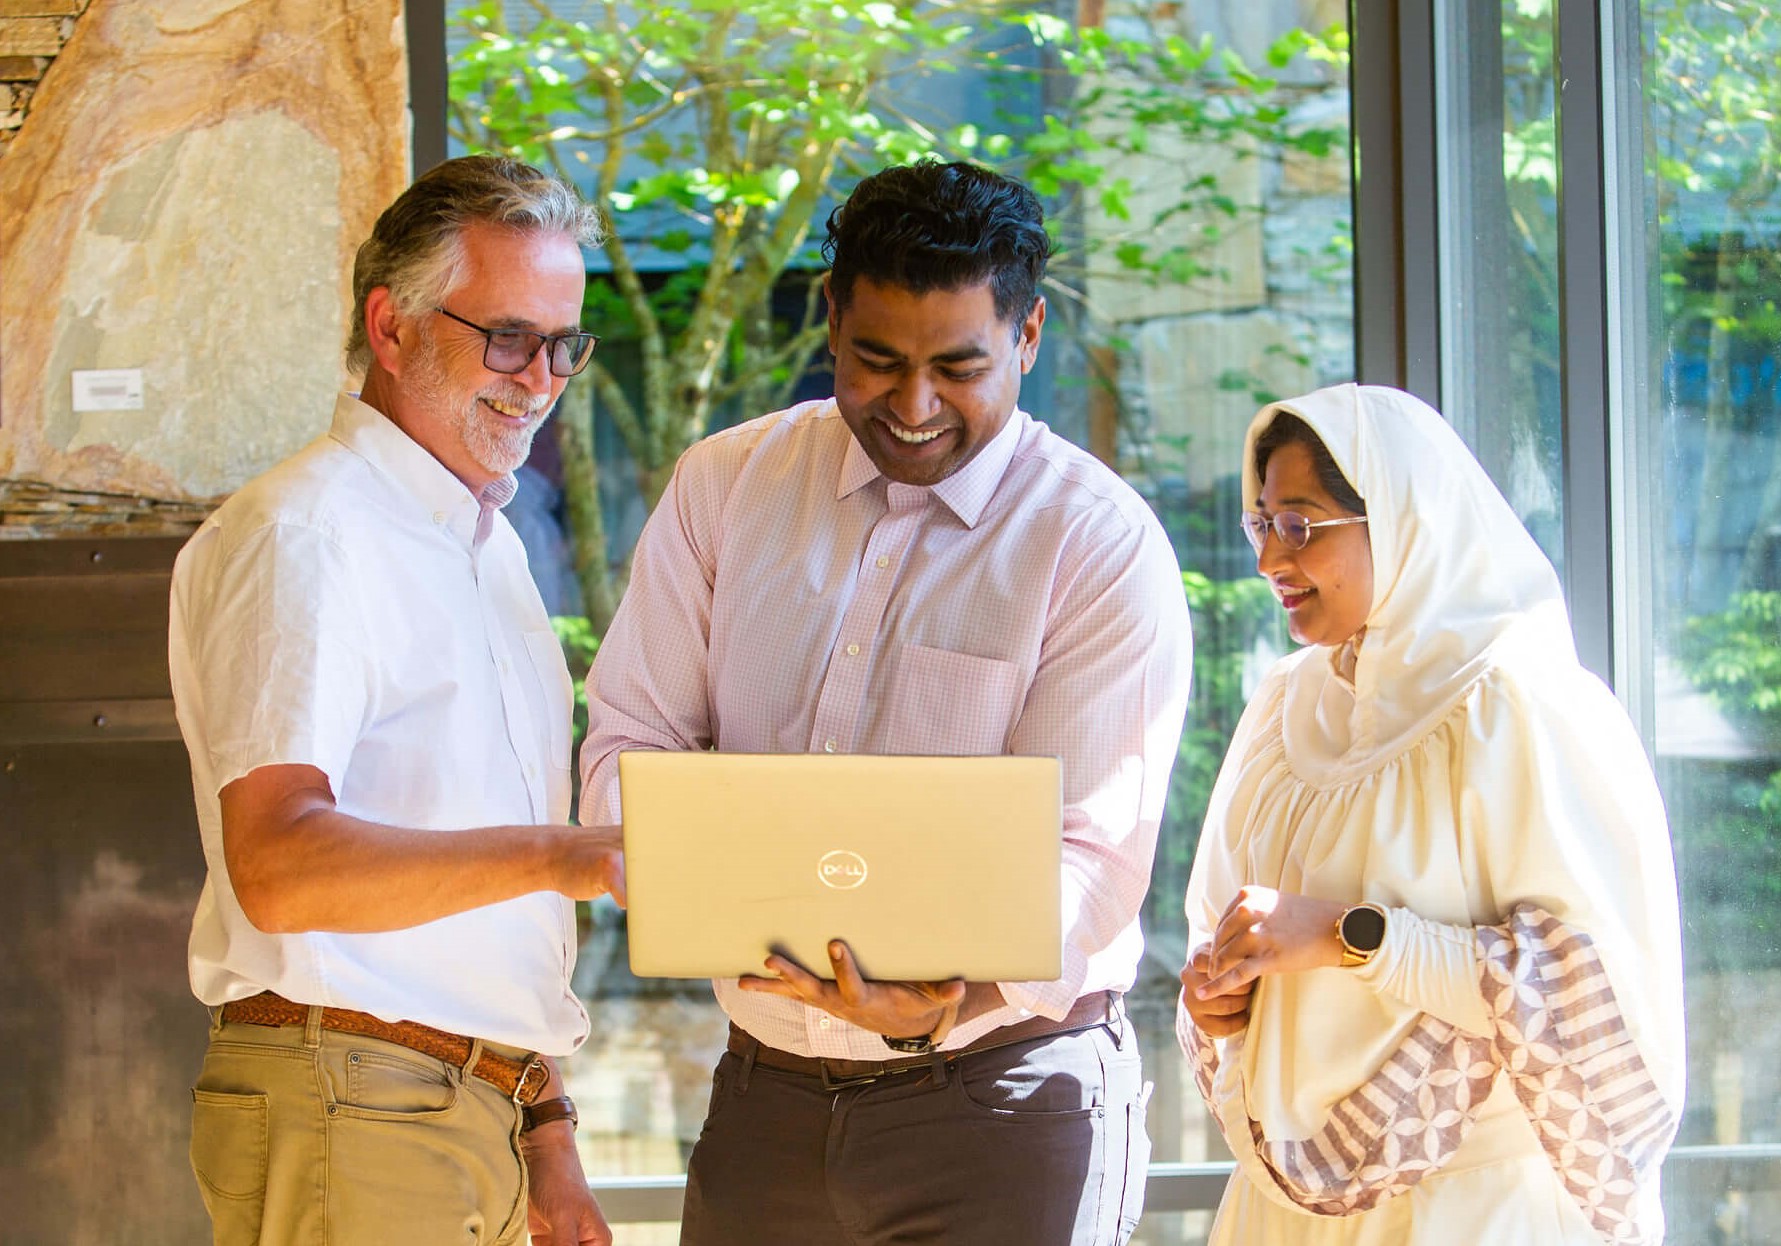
[412,0,1773,1223]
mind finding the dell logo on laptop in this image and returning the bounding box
[817,849,869,890]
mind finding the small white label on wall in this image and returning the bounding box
[71,368,145,412]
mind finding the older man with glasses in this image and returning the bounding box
[169,155,625,1246]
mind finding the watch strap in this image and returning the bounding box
[521,1094,578,1133]
[880,1031,937,1054]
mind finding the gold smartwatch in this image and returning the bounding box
[1336,902,1388,968]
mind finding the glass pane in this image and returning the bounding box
[1442,0,1781,1235]
[451,0,1353,1227]
[1436,0,1566,574]
[1639,1,1781,1239]
[1108,6,1354,1220]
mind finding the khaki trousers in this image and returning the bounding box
[189,1007,531,1246]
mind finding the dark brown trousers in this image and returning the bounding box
[679,1010,1150,1245]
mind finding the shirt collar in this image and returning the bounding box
[328,392,517,546]
[835,405,1027,528]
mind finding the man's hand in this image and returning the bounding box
[1196,885,1346,1000]
[737,940,968,1043]
[559,825,627,908]
[1179,942,1252,1038]
[520,1122,610,1246]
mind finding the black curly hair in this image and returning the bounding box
[823,160,1051,333]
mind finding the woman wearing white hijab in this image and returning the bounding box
[1178,384,1684,1244]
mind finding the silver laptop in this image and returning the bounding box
[618,751,1063,981]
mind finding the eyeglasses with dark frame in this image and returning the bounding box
[1240,510,1369,555]
[433,306,599,378]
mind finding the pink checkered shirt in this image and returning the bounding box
[580,399,1193,1058]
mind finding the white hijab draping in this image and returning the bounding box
[1239,382,1573,782]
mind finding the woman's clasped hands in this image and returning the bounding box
[1179,885,1349,1038]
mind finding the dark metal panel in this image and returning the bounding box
[0,582,176,703]
[1350,0,1442,404]
[1554,0,1615,681]
[0,699,181,744]
[0,539,182,713]
[0,535,210,1241]
[0,535,187,578]
[407,0,450,176]
[0,737,210,1243]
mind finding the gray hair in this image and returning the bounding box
[345,154,605,374]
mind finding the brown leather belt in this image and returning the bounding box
[219,992,550,1105]
[729,991,1119,1090]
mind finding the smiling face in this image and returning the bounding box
[374,220,587,491]
[827,275,1043,487]
[1255,439,1374,648]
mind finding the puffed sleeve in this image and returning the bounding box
[1345,663,1684,1242]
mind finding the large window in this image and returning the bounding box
[444,3,1350,1238]
[1640,3,1781,1238]
[1427,2,1781,1241]
[436,0,1781,1238]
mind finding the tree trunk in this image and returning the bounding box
[557,370,622,632]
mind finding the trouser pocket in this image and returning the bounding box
[190,1088,269,1245]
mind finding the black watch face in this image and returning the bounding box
[883,1035,933,1054]
[1343,905,1387,952]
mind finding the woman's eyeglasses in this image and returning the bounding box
[1240,510,1368,554]
[434,306,599,377]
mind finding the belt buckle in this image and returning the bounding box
[818,1063,882,1093]
[513,1056,549,1105]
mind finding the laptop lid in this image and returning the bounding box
[618,752,1063,982]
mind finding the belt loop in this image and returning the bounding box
[303,1005,324,1050]
[928,1049,949,1088]
[461,1037,484,1085]
[735,1032,759,1095]
[1104,991,1126,1049]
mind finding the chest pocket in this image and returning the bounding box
[884,644,1025,756]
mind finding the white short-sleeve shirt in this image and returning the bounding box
[170,393,588,1056]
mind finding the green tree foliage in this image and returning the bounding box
[1681,592,1781,812]
[1676,592,1781,965]
[448,0,1344,624]
[1146,571,1284,940]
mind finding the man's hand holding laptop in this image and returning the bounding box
[738,938,1001,1046]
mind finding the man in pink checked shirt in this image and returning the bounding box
[579,160,1194,1245]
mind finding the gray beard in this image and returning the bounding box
[452,396,543,477]
[409,335,547,478]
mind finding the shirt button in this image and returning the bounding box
[876,555,890,569]
[526,763,537,778]
[433,511,446,525]
[818,1017,831,1029]
[824,739,837,753]
[845,644,860,657]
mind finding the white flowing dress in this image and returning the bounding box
[1178,385,1686,1246]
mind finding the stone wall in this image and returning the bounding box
[0,0,410,518]
[0,0,87,155]
[1085,0,1353,494]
